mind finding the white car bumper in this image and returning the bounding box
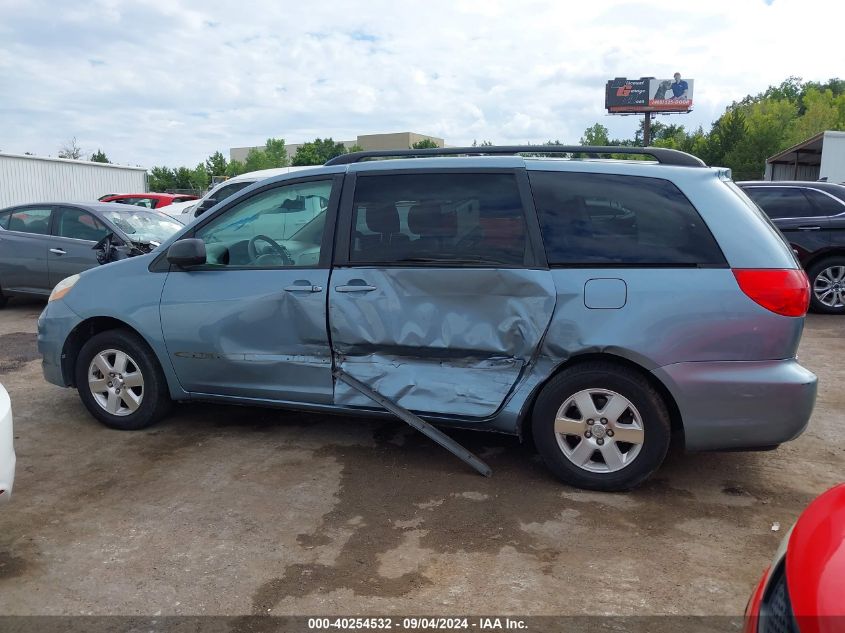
[0,384,15,503]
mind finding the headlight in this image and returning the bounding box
[48,274,80,303]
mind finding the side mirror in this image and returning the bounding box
[166,239,207,268]
[194,198,217,217]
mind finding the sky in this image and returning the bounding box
[0,0,843,168]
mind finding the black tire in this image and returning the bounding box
[807,257,845,314]
[75,329,171,430]
[532,361,671,491]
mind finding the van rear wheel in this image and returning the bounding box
[75,329,171,430]
[532,362,671,491]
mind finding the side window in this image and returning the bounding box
[6,207,52,235]
[195,180,331,268]
[211,181,252,203]
[743,188,812,219]
[55,208,110,241]
[350,173,529,266]
[530,171,725,266]
[126,197,156,209]
[803,189,845,217]
[0,211,9,230]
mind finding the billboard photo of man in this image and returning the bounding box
[647,75,693,111]
[670,72,689,100]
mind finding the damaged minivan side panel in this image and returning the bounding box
[330,267,556,417]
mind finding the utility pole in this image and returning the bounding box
[643,111,652,147]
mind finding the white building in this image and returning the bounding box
[0,153,148,208]
[765,130,845,183]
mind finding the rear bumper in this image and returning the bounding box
[653,359,817,451]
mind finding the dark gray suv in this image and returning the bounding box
[739,181,845,314]
[37,146,818,491]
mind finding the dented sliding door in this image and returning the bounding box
[330,267,555,417]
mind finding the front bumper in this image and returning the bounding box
[653,359,817,451]
[37,300,83,387]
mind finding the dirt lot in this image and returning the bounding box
[0,299,842,616]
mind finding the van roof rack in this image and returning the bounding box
[324,145,706,167]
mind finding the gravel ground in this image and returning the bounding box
[0,299,842,616]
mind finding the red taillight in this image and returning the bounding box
[733,269,810,317]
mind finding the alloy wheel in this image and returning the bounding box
[553,388,645,473]
[88,348,145,417]
[814,265,845,308]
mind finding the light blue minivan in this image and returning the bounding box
[37,146,818,490]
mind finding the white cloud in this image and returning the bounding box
[0,0,842,167]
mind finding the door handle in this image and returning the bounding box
[284,283,323,293]
[797,226,821,231]
[49,248,66,255]
[335,283,377,293]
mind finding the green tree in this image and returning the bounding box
[225,159,247,177]
[292,138,347,165]
[244,148,271,172]
[723,99,796,179]
[785,88,844,145]
[410,138,440,149]
[205,151,228,179]
[191,163,210,190]
[148,166,175,192]
[291,144,321,166]
[263,137,289,167]
[471,139,494,146]
[580,124,610,146]
[89,149,109,163]
[348,144,364,153]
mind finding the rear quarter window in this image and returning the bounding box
[742,187,814,219]
[529,171,726,266]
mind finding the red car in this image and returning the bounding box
[745,484,845,633]
[98,193,198,209]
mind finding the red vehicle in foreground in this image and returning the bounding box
[98,193,198,209]
[746,484,845,633]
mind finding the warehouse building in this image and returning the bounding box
[0,153,147,208]
[230,131,444,163]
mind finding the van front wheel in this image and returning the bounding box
[75,329,171,430]
[532,362,671,491]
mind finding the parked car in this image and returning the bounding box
[158,199,198,223]
[37,146,817,491]
[188,167,317,220]
[0,202,183,306]
[738,181,845,314]
[98,193,199,209]
[0,383,15,503]
[745,484,845,633]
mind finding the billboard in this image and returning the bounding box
[605,76,694,113]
